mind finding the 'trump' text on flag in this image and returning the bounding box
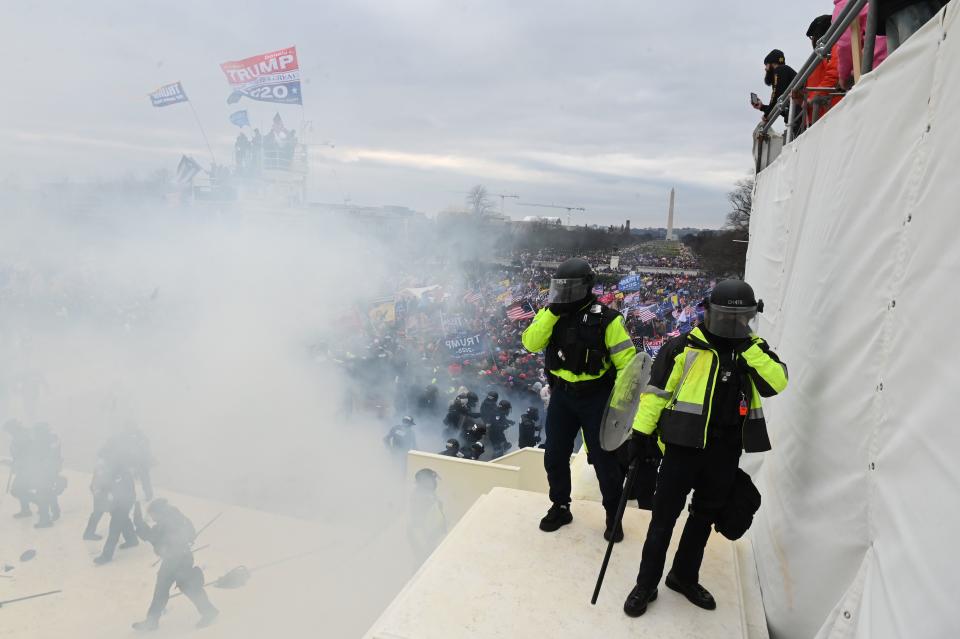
[149,82,188,107]
[220,46,303,105]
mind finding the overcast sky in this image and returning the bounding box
[1,0,825,227]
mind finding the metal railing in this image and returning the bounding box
[754,0,880,170]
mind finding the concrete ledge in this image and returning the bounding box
[366,487,754,639]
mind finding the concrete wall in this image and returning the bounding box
[406,451,521,526]
[491,447,549,494]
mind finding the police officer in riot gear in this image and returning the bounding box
[458,441,485,461]
[462,419,487,447]
[522,258,638,541]
[487,399,514,457]
[443,396,469,436]
[464,392,480,416]
[93,463,139,564]
[623,280,787,618]
[439,439,460,457]
[132,499,219,631]
[518,407,542,448]
[480,391,499,425]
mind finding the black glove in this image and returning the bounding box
[548,303,567,316]
[627,432,661,464]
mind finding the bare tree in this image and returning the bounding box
[725,177,754,232]
[466,185,496,218]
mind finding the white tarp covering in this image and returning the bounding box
[746,5,959,639]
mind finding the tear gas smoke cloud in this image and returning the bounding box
[0,189,444,635]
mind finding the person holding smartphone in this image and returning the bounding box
[751,49,797,130]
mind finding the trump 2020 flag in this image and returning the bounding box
[229,110,250,127]
[149,82,188,107]
[220,46,302,105]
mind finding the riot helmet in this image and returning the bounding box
[146,498,170,521]
[401,415,415,426]
[547,258,595,305]
[465,391,479,407]
[414,468,439,491]
[445,438,460,451]
[703,279,763,339]
[523,407,539,420]
[486,391,499,402]
[497,399,512,414]
[471,442,485,456]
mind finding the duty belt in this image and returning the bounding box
[549,370,615,397]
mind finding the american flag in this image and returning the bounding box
[635,306,658,323]
[463,291,482,304]
[506,300,536,321]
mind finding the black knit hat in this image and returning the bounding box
[806,15,832,41]
[763,49,786,65]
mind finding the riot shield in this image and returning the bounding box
[599,352,652,451]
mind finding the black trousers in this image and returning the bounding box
[100,505,137,560]
[543,383,623,514]
[636,434,741,588]
[147,553,217,620]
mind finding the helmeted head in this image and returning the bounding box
[414,468,439,492]
[703,279,763,339]
[445,438,460,452]
[548,258,595,308]
[523,406,539,420]
[806,15,832,48]
[471,441,484,456]
[497,399,512,414]
[486,391,498,402]
[401,416,415,427]
[465,391,478,407]
[146,498,171,521]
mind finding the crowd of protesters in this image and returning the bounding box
[332,246,715,462]
[511,244,701,272]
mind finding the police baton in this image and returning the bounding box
[590,459,641,605]
[0,590,62,608]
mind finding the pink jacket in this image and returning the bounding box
[832,0,888,81]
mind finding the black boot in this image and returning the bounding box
[538,503,573,532]
[196,609,219,628]
[665,571,716,610]
[623,585,658,617]
[604,515,624,543]
[132,617,159,632]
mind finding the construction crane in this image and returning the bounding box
[491,193,519,215]
[517,202,586,226]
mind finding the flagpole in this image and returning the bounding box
[187,100,217,166]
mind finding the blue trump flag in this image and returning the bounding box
[149,82,188,107]
[229,110,250,127]
[618,274,643,292]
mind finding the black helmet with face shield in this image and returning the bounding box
[703,279,763,339]
[548,258,595,306]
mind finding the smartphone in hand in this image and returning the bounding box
[750,92,761,107]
